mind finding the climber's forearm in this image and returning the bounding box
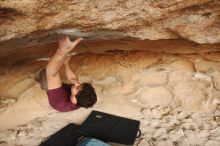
[46,50,66,77]
[64,63,79,84]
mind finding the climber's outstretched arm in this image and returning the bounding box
[46,35,83,90]
[64,56,80,85]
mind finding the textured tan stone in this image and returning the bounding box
[169,71,193,85]
[133,70,168,87]
[195,59,220,73]
[138,87,174,108]
[171,60,195,72]
[4,78,35,97]
[1,52,220,146]
[1,1,220,145]
[0,0,220,44]
[201,52,220,62]
[173,82,206,110]
[211,72,220,91]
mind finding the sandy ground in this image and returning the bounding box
[0,51,220,146]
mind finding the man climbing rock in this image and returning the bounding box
[37,35,97,112]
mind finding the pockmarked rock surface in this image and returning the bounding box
[1,0,220,44]
[1,0,220,146]
[0,51,220,146]
[138,86,173,108]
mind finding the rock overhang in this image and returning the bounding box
[1,0,220,42]
[0,0,220,68]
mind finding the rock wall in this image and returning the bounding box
[1,0,220,43]
[1,50,220,130]
[1,1,220,145]
[0,51,220,146]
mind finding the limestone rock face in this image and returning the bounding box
[138,86,174,108]
[133,70,168,87]
[1,0,220,44]
[1,1,220,146]
[212,72,220,91]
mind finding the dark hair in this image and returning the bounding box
[75,83,97,108]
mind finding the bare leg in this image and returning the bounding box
[35,68,47,90]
